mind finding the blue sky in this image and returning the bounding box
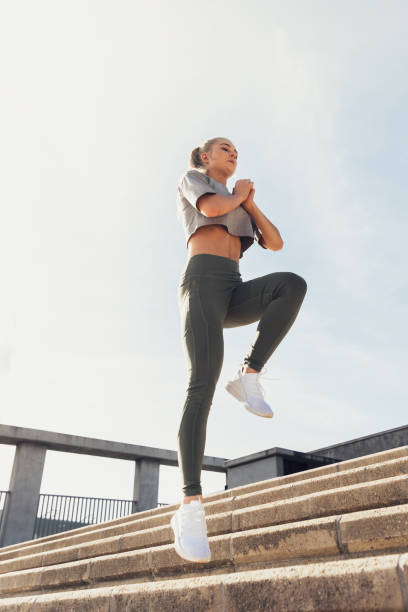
[0,1,407,507]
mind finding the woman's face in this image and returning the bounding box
[202,140,238,176]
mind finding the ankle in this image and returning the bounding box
[182,494,203,505]
[242,365,259,374]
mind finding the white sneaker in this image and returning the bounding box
[225,365,274,418]
[170,499,211,563]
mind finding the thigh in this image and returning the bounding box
[179,276,228,386]
[223,272,291,328]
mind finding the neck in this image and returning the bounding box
[204,169,228,185]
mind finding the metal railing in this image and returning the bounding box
[33,493,134,539]
[33,493,168,539]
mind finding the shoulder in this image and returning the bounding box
[178,169,210,186]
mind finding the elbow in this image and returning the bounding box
[268,240,284,251]
[273,233,284,250]
[201,202,221,217]
[199,205,218,218]
[206,206,221,218]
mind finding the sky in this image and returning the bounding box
[0,1,407,511]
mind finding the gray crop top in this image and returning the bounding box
[177,169,267,259]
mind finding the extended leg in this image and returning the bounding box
[177,277,227,497]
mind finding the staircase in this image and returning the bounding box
[0,445,408,611]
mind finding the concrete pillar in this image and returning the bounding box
[133,458,160,512]
[0,443,47,547]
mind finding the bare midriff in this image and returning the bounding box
[187,224,241,263]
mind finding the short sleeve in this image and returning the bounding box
[178,171,217,210]
[250,216,267,249]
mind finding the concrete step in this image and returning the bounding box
[1,448,407,567]
[1,444,406,560]
[0,475,408,598]
[0,552,407,611]
[2,462,408,576]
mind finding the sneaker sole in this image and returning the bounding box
[170,514,211,563]
[244,403,274,418]
[226,380,274,419]
[225,380,246,402]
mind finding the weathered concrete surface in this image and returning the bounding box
[1,443,47,548]
[0,423,227,471]
[226,447,338,489]
[0,486,408,596]
[223,553,406,612]
[309,423,408,461]
[1,444,408,611]
[0,553,406,611]
[133,458,160,512]
[0,447,408,571]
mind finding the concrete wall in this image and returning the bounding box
[308,423,408,460]
[226,447,339,489]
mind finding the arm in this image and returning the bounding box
[197,193,243,217]
[246,200,284,251]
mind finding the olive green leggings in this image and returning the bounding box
[177,253,307,496]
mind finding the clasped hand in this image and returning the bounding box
[233,179,255,214]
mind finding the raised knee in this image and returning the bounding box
[287,272,307,295]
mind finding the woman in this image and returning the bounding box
[170,137,307,563]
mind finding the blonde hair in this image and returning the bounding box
[189,137,224,169]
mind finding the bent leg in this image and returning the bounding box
[223,272,307,371]
[177,277,227,497]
